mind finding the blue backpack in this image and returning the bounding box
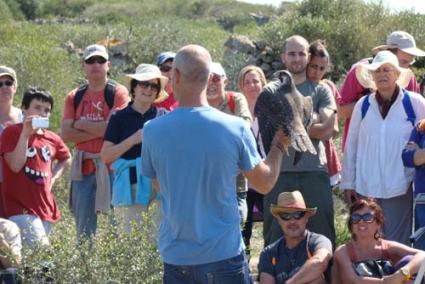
[361,88,416,126]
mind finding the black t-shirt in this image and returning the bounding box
[104,103,161,183]
[258,231,332,283]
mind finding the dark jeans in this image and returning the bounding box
[163,252,252,284]
[242,189,263,248]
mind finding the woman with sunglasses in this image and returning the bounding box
[237,65,267,259]
[101,64,168,233]
[306,40,341,188]
[332,198,425,283]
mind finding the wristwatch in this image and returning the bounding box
[399,267,411,281]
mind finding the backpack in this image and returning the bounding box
[227,92,235,114]
[73,79,117,111]
[361,88,416,126]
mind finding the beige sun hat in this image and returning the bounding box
[372,31,425,57]
[83,44,109,60]
[125,64,169,103]
[355,50,413,90]
[270,190,317,217]
[0,66,17,84]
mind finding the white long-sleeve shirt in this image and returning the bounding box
[341,89,425,198]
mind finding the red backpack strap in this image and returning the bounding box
[227,92,235,114]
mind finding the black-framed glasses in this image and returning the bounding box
[279,211,306,221]
[137,81,160,92]
[160,65,172,72]
[85,56,107,65]
[0,80,13,88]
[350,212,375,224]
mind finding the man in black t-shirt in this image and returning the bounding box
[258,191,332,284]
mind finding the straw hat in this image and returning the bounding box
[270,191,317,217]
[355,50,413,90]
[125,64,169,103]
[372,31,425,57]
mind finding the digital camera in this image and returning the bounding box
[32,117,49,129]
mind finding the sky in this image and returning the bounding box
[238,0,425,14]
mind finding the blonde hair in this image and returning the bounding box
[237,65,267,93]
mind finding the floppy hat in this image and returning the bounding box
[125,64,169,103]
[156,52,176,66]
[372,31,425,57]
[0,66,17,84]
[355,50,413,90]
[210,62,227,77]
[270,190,317,217]
[83,44,109,61]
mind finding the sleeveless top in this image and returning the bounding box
[347,240,395,278]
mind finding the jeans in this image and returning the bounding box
[9,214,51,248]
[163,252,252,284]
[71,174,98,240]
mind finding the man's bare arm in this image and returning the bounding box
[245,130,289,194]
[308,108,337,141]
[73,119,108,138]
[60,119,98,143]
[286,248,332,284]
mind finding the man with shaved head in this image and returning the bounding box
[142,44,291,283]
[260,35,337,250]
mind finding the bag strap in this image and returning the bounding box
[73,79,116,111]
[347,242,358,262]
[227,92,235,114]
[402,89,416,127]
[361,95,370,120]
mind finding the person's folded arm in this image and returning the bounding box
[60,119,98,143]
[286,248,332,284]
[308,107,336,141]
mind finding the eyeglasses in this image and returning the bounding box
[350,212,375,224]
[0,80,13,88]
[85,56,107,65]
[279,211,306,221]
[137,81,160,92]
[160,65,172,72]
[211,74,223,83]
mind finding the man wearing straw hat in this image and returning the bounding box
[338,31,425,151]
[258,191,332,284]
[61,44,129,241]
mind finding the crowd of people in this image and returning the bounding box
[0,30,424,283]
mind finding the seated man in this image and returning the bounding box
[258,191,332,284]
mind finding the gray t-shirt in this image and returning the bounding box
[279,80,336,172]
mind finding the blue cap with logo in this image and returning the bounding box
[156,52,176,66]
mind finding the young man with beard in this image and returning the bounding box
[261,35,337,248]
[258,191,332,284]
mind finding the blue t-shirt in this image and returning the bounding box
[142,106,262,265]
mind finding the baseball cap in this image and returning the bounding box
[83,44,109,61]
[210,62,226,77]
[0,66,17,83]
[156,52,176,66]
[372,31,425,57]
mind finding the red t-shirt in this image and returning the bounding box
[153,91,178,111]
[62,84,130,153]
[0,124,71,222]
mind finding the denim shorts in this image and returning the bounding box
[163,252,252,284]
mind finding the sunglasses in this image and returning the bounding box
[137,81,160,92]
[0,80,13,88]
[160,65,172,72]
[85,56,107,65]
[279,211,306,221]
[350,212,375,224]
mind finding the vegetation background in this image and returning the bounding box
[1,0,424,282]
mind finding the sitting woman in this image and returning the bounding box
[101,64,168,234]
[332,198,425,283]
